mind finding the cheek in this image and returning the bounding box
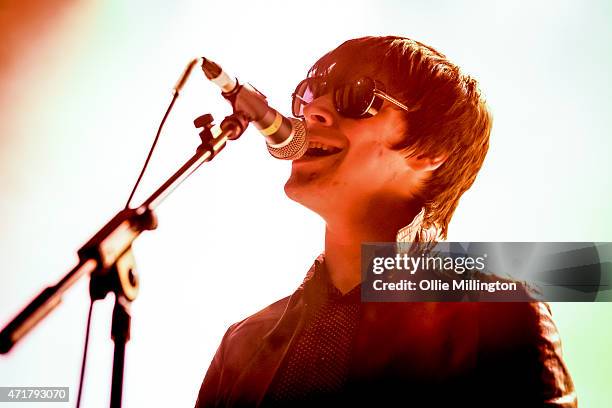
[345,137,382,166]
[343,140,402,184]
[383,117,409,148]
[385,130,407,149]
[337,112,410,185]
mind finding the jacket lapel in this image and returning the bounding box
[226,256,325,406]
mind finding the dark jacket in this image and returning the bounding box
[195,257,576,407]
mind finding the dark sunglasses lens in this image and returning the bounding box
[292,78,327,117]
[292,80,310,117]
[334,77,376,118]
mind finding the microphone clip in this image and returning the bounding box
[220,79,269,124]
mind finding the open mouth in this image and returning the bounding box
[303,141,342,158]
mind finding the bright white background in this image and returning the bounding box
[1,0,610,407]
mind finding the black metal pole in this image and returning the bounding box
[110,295,131,408]
[0,259,98,354]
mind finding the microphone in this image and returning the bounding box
[201,57,307,160]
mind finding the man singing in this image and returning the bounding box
[195,36,576,407]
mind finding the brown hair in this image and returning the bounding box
[308,36,492,239]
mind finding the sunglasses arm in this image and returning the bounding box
[374,91,413,113]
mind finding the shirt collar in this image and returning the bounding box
[301,255,361,305]
[395,207,440,243]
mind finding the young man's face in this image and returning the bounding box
[284,88,429,225]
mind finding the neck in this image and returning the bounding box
[323,201,421,294]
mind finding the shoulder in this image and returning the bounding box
[195,293,299,407]
[476,301,554,343]
[475,302,576,406]
[223,293,296,347]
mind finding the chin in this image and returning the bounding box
[284,177,309,205]
[284,177,328,217]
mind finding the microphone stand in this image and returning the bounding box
[0,111,250,408]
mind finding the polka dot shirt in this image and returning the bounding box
[264,264,361,405]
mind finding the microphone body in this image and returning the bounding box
[201,58,307,160]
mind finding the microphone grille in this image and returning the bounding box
[267,118,308,160]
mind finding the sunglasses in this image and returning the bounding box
[292,76,412,119]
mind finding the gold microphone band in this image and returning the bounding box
[259,112,283,136]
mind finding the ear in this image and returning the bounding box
[406,153,448,172]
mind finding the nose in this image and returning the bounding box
[303,94,336,127]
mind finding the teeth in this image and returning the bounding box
[308,142,331,151]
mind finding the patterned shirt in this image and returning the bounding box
[264,260,360,405]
